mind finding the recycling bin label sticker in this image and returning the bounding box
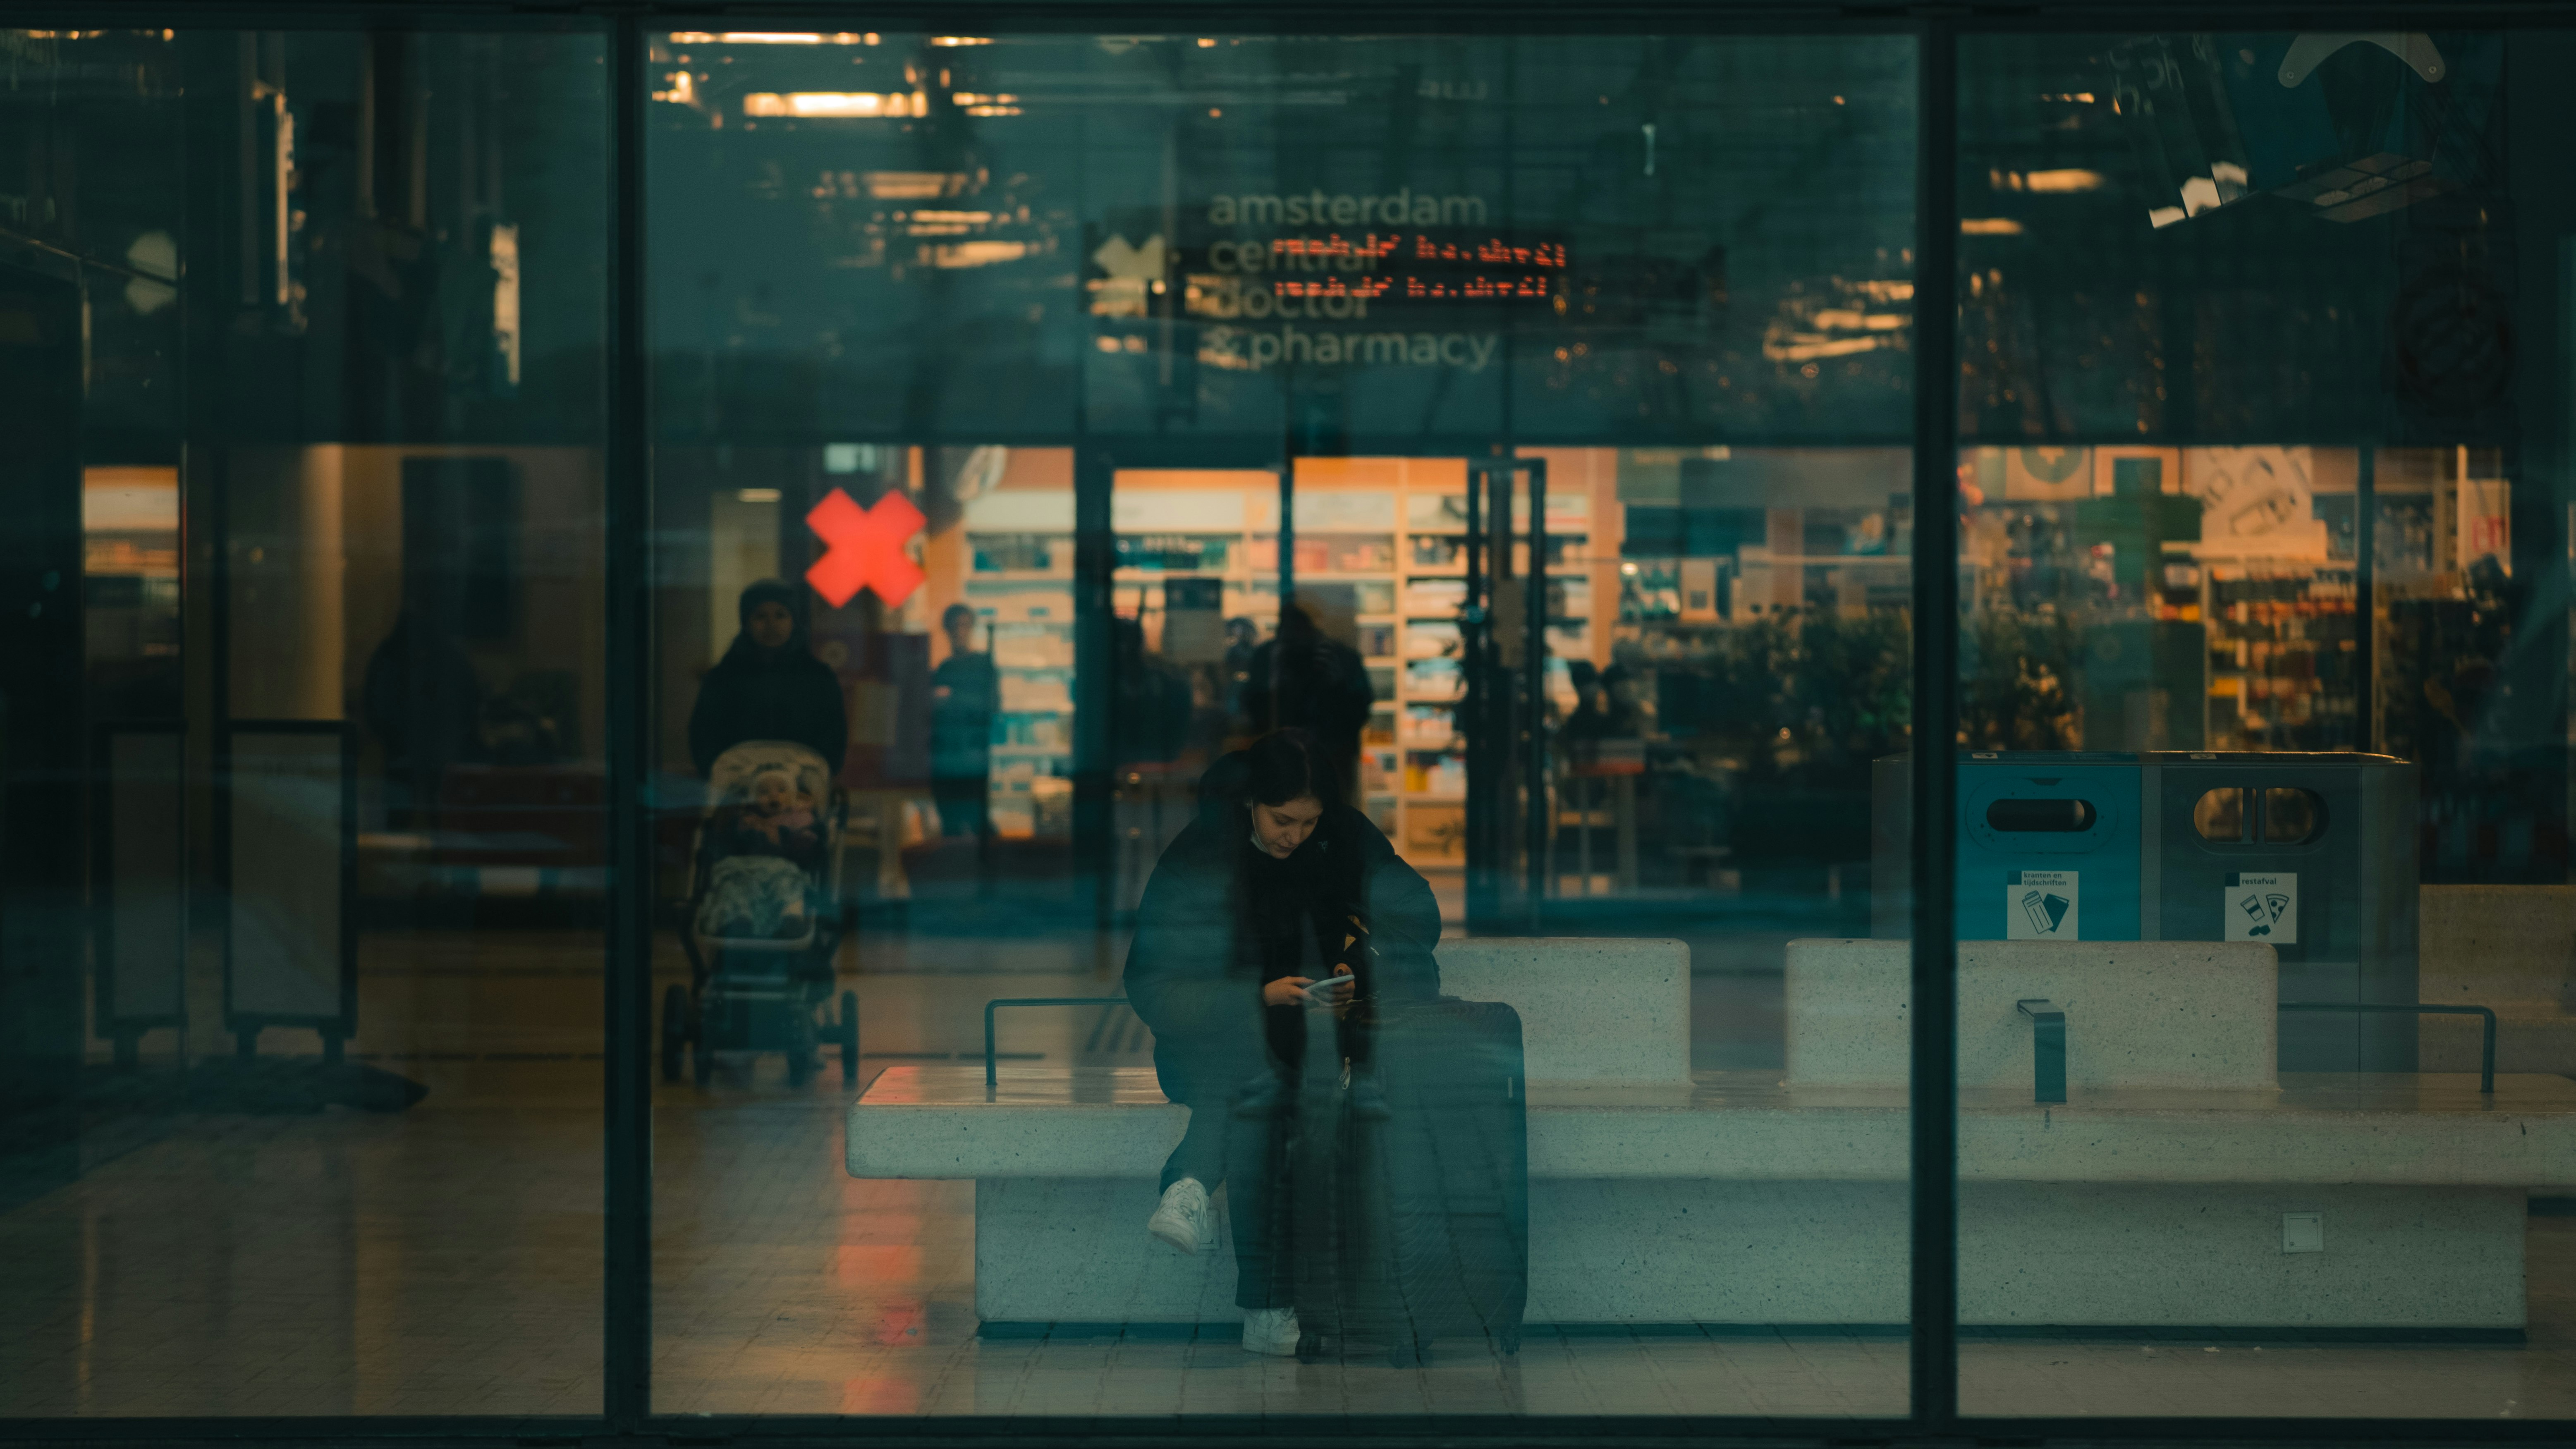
[2224,872,2298,943]
[2007,869,2080,940]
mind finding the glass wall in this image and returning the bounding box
[0,24,609,1416]
[7,7,2576,1442]
[1951,27,2576,1420]
[646,27,1919,1418]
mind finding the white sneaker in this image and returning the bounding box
[1147,1178,1211,1255]
[1241,1305,1301,1356]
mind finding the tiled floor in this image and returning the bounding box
[653,1070,2576,1421]
[8,924,2576,1421]
[0,1060,604,1417]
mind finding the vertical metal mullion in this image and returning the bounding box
[1523,459,1547,931]
[1073,445,1115,950]
[1278,461,1297,650]
[237,34,258,308]
[2355,445,2376,752]
[1908,14,1961,1432]
[603,10,653,1432]
[1464,463,1489,928]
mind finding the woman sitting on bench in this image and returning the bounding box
[1120,728,1442,1356]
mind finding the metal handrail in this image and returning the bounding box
[2016,999,2066,1103]
[985,997,1129,1088]
[2277,1002,2497,1095]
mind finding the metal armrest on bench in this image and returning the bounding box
[2280,1002,2497,1095]
[2016,999,2065,1103]
[984,997,1128,1089]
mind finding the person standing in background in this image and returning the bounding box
[929,602,999,846]
[1240,599,1374,807]
[361,610,486,827]
[687,580,849,778]
[1221,616,1258,719]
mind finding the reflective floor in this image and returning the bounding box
[5,926,2575,1420]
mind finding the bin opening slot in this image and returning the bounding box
[2263,788,2326,843]
[2193,787,2328,844]
[1987,798,2096,833]
[2194,788,2247,842]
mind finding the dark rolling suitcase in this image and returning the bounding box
[1294,995,1529,1364]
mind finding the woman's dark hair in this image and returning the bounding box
[1240,727,1341,810]
[942,601,977,630]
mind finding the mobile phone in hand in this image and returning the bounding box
[1301,971,1356,1000]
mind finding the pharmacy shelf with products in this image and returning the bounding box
[960,488,1078,839]
[2148,445,2509,756]
[1109,466,1419,858]
[1325,456,1604,872]
[1108,457,1610,874]
[2188,559,2360,751]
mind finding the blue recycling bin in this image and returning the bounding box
[1873,752,2148,943]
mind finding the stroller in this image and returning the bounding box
[662,741,860,1088]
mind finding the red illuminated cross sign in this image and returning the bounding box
[805,488,926,609]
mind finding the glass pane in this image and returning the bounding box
[0,26,608,1417]
[1957,26,2576,1421]
[649,27,1918,1422]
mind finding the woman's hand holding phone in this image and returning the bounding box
[1263,968,1354,1006]
[1302,968,1356,1002]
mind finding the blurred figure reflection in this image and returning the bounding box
[361,611,485,827]
[1221,616,1259,718]
[1564,659,1636,747]
[1113,615,1194,767]
[1240,600,1374,806]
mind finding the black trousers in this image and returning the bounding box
[929,775,990,838]
[1160,1093,1233,1192]
[1159,1003,1349,1313]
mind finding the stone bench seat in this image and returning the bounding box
[845,938,2576,1332]
[849,1066,2576,1188]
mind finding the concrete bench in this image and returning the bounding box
[846,937,2576,1332]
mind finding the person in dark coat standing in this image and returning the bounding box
[928,602,999,840]
[688,579,849,777]
[1121,729,1440,1356]
[1239,600,1375,806]
[361,611,485,827]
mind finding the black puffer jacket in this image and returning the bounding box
[1122,752,1441,1105]
[686,581,850,777]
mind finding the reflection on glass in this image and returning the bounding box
[1958,26,2575,1423]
